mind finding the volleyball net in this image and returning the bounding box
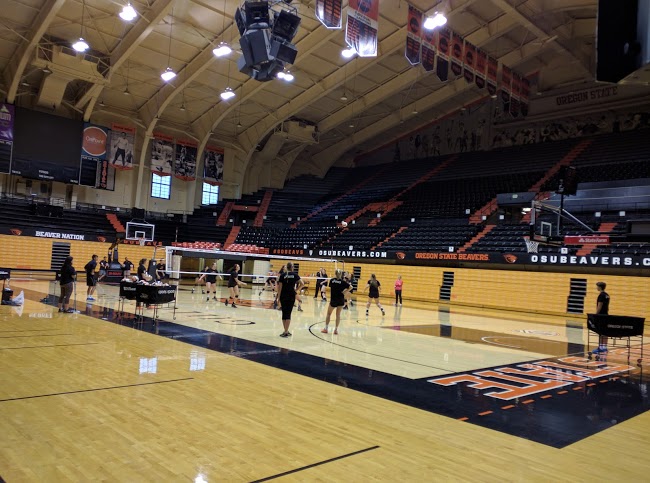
[164,246,341,285]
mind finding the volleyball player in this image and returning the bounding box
[273,265,286,310]
[277,262,303,337]
[225,264,246,308]
[198,262,218,301]
[319,269,329,301]
[394,275,403,306]
[84,255,98,301]
[57,256,76,313]
[364,274,385,317]
[342,271,355,310]
[321,269,350,335]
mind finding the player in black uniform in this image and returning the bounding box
[84,255,98,301]
[225,264,246,308]
[364,273,385,317]
[321,269,351,335]
[198,262,218,301]
[277,262,303,337]
[592,281,611,355]
[137,258,150,281]
[342,271,356,310]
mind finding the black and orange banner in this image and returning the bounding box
[345,0,379,57]
[486,55,498,96]
[436,28,450,81]
[520,77,531,116]
[475,48,487,89]
[203,146,224,186]
[174,139,197,181]
[450,32,463,77]
[315,0,342,29]
[151,132,174,176]
[463,41,476,83]
[108,123,135,170]
[405,4,422,65]
[421,29,436,72]
[501,65,513,113]
[511,72,522,117]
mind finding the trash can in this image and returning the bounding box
[2,289,14,302]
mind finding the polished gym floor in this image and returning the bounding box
[1,279,649,481]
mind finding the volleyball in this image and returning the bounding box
[341,221,348,227]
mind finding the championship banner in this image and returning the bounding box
[486,55,498,96]
[345,0,379,57]
[436,28,451,81]
[520,77,531,116]
[421,29,436,72]
[511,72,521,117]
[174,139,198,181]
[0,103,15,174]
[450,32,464,77]
[316,0,343,29]
[405,4,423,65]
[501,65,512,113]
[108,123,135,170]
[475,48,487,89]
[151,132,174,176]
[203,146,224,186]
[463,41,476,83]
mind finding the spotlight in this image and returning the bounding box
[161,67,176,81]
[72,38,89,53]
[342,48,355,58]
[213,42,232,57]
[423,12,447,30]
[220,87,235,100]
[119,3,137,21]
[277,70,294,81]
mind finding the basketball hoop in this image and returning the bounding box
[523,237,539,254]
[138,237,146,247]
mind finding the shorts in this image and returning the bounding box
[228,283,237,289]
[330,299,345,308]
[87,275,96,287]
[280,300,294,320]
[99,270,106,276]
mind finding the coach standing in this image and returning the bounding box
[277,262,303,338]
[84,255,98,301]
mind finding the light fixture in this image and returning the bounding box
[161,8,176,82]
[423,12,447,30]
[237,121,242,128]
[220,87,235,100]
[179,104,186,111]
[123,87,131,95]
[277,70,294,81]
[119,3,137,21]
[348,123,354,128]
[161,67,176,81]
[412,109,418,114]
[340,93,348,101]
[42,65,52,74]
[99,99,105,106]
[342,48,356,58]
[73,0,90,52]
[213,42,232,57]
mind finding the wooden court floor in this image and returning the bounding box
[1,279,650,482]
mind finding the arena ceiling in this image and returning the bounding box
[1,0,599,187]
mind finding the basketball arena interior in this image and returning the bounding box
[2,0,650,481]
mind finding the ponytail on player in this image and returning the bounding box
[370,274,378,288]
[335,269,343,279]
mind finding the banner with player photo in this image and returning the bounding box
[315,0,343,29]
[203,147,224,186]
[108,123,135,170]
[511,72,521,117]
[475,48,487,89]
[450,32,464,77]
[463,41,476,84]
[0,103,15,174]
[345,0,379,57]
[501,65,513,114]
[486,55,498,96]
[174,139,198,181]
[405,4,423,65]
[421,29,436,72]
[436,28,450,81]
[151,132,174,176]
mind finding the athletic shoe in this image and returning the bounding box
[279,332,292,338]
[272,301,278,309]
[333,329,338,335]
[231,303,237,308]
[224,299,228,306]
[297,306,303,312]
[343,305,348,310]
[64,308,75,313]
[58,308,63,312]
[321,328,328,334]
[206,297,210,301]
[381,310,385,316]
[87,297,95,301]
[592,346,608,354]
[191,288,195,293]
[365,310,369,316]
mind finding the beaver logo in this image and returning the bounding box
[395,252,406,260]
[10,228,22,236]
[96,236,107,243]
[503,253,518,264]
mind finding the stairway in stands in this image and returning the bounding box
[576,222,619,256]
[253,190,273,227]
[375,226,408,249]
[217,201,235,226]
[457,224,496,253]
[224,226,240,249]
[106,213,125,233]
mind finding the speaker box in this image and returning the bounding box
[270,39,298,64]
[557,166,579,196]
[239,29,271,67]
[596,0,642,83]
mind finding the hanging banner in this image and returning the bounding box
[0,103,15,174]
[81,123,108,163]
[450,32,464,77]
[475,48,487,89]
[463,41,476,83]
[174,139,198,181]
[511,72,522,117]
[501,65,513,114]
[151,132,174,176]
[107,123,135,170]
[203,146,224,186]
[436,28,451,82]
[520,77,531,116]
[421,29,436,72]
[315,0,343,29]
[345,0,379,57]
[487,56,498,96]
[405,4,423,65]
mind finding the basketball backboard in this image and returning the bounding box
[126,221,155,242]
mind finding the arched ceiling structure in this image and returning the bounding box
[1,0,603,192]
